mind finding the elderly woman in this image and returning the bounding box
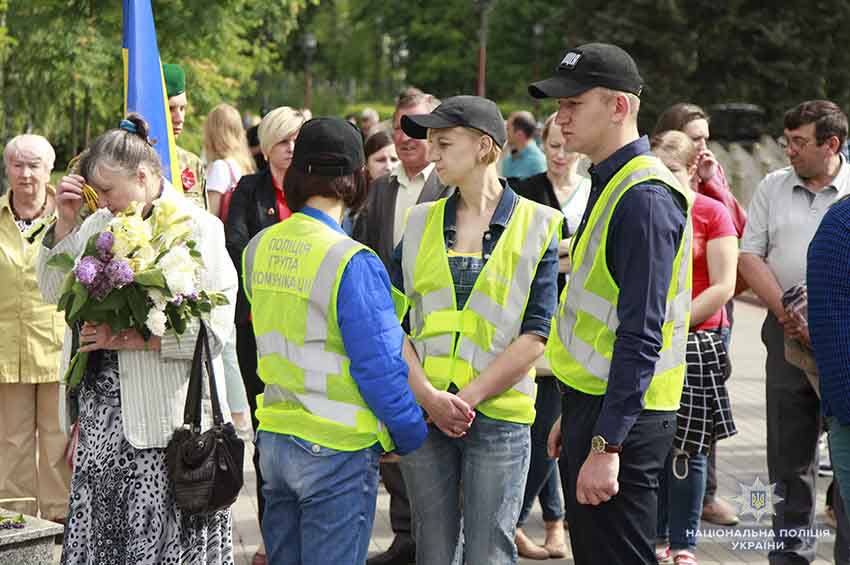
[0,134,69,524]
[224,105,304,565]
[38,115,237,564]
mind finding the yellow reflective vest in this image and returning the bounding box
[546,154,694,410]
[242,213,394,451]
[401,195,562,424]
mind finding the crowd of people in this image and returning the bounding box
[1,40,850,565]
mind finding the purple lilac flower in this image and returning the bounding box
[74,256,104,287]
[104,259,134,288]
[95,231,114,259]
[185,291,199,302]
[170,294,184,306]
[89,278,112,301]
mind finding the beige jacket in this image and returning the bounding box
[0,187,65,383]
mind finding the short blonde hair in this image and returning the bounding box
[203,103,255,174]
[650,130,698,171]
[4,134,55,171]
[258,107,305,156]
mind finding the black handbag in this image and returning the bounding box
[166,323,245,515]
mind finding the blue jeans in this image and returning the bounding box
[831,417,850,517]
[400,413,531,565]
[657,450,708,550]
[222,325,249,414]
[257,431,381,565]
[518,376,564,525]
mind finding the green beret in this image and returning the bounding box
[162,63,186,98]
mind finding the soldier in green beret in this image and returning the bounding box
[163,63,208,210]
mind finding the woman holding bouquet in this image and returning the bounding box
[37,114,238,564]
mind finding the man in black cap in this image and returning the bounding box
[535,43,693,564]
[163,63,207,210]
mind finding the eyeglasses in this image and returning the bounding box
[778,136,815,151]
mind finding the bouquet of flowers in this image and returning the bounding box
[47,198,228,388]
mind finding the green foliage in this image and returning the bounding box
[2,0,850,171]
[0,0,314,170]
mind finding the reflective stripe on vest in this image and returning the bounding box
[402,196,562,423]
[243,216,393,450]
[550,155,693,405]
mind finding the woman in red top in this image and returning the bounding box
[652,131,738,565]
[654,103,747,529]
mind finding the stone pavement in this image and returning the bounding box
[53,298,841,564]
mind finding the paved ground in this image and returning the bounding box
[54,298,841,564]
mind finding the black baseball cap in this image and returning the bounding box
[401,95,507,148]
[528,43,643,99]
[291,117,365,176]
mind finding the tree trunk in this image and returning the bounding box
[83,85,91,146]
[70,89,78,157]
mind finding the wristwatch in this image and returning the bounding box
[591,435,622,454]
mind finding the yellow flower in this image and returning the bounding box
[109,203,152,259]
[150,198,192,248]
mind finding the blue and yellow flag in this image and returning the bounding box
[122,0,180,184]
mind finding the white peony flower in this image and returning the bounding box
[145,308,168,337]
[149,289,168,310]
[157,246,198,297]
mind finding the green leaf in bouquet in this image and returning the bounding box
[83,232,101,257]
[189,249,202,259]
[207,292,230,306]
[46,253,76,273]
[60,270,77,296]
[64,351,88,389]
[134,269,167,288]
[126,285,149,329]
[69,282,89,320]
[165,305,187,335]
[89,289,127,312]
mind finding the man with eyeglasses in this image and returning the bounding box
[740,99,850,564]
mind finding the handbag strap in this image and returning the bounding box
[183,322,225,431]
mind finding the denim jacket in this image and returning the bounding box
[391,181,559,338]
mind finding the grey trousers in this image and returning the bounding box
[764,313,822,564]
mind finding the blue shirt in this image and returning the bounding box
[570,137,687,446]
[299,207,427,454]
[390,183,560,339]
[502,142,548,180]
[808,196,850,424]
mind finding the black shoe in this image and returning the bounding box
[367,536,415,565]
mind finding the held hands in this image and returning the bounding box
[696,149,718,181]
[78,322,159,353]
[424,389,475,438]
[576,451,619,506]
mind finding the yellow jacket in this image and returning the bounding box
[0,188,64,383]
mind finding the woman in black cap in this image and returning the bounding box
[390,96,562,564]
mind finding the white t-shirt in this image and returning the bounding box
[392,163,435,247]
[206,158,242,194]
[561,177,591,236]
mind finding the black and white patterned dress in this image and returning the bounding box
[60,351,233,565]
